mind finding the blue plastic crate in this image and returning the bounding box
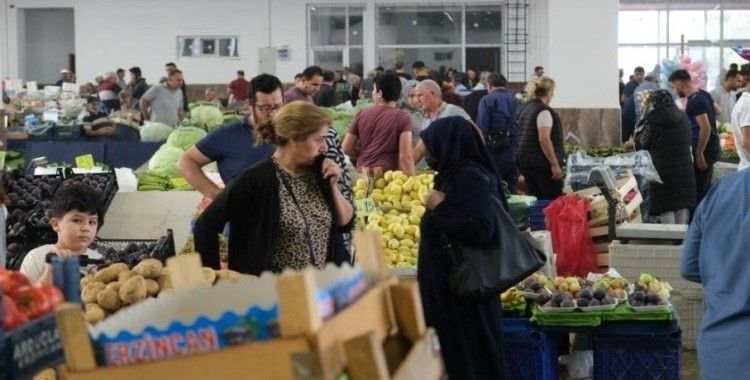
[503,318,560,380]
[592,321,681,380]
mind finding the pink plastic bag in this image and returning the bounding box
[544,194,600,277]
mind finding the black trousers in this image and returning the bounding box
[518,164,563,200]
[694,163,715,205]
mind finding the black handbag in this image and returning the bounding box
[486,130,511,152]
[445,196,547,300]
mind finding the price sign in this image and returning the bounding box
[75,154,95,170]
[355,198,376,217]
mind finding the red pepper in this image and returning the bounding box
[36,284,65,309]
[0,270,31,298]
[12,285,53,320]
[2,296,28,330]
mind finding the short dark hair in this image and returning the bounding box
[412,61,426,69]
[168,68,182,77]
[322,70,335,82]
[488,73,508,88]
[237,70,245,76]
[50,183,101,219]
[395,61,404,70]
[644,75,656,83]
[742,64,750,76]
[302,66,324,80]
[116,68,124,74]
[249,74,282,103]
[165,62,176,68]
[534,66,544,71]
[729,63,739,71]
[375,66,384,71]
[129,67,141,77]
[294,73,303,80]
[634,66,645,74]
[374,73,402,102]
[725,69,740,81]
[668,69,691,82]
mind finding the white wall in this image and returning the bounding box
[546,0,620,108]
[74,0,269,86]
[22,8,74,85]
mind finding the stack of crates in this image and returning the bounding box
[609,240,703,349]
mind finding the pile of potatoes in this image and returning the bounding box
[81,258,241,324]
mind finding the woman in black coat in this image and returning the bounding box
[418,116,507,379]
[635,89,696,224]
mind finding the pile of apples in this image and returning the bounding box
[354,170,434,268]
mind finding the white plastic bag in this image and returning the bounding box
[114,168,139,192]
[560,350,594,380]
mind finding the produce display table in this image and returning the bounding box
[7,140,161,170]
[96,191,203,250]
[531,302,675,327]
[54,232,444,380]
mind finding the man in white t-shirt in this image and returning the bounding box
[731,87,750,171]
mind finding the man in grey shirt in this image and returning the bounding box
[412,79,471,162]
[140,69,185,126]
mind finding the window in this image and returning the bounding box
[619,1,750,92]
[376,5,503,75]
[177,36,238,58]
[308,6,364,74]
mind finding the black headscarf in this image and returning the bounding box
[420,116,503,198]
[634,89,677,149]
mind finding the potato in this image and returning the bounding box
[118,275,147,305]
[93,263,129,283]
[202,267,217,285]
[105,281,122,292]
[215,269,241,282]
[80,274,95,289]
[158,271,172,291]
[118,270,136,282]
[81,282,106,304]
[96,288,122,311]
[132,259,164,279]
[84,303,105,324]
[145,279,159,296]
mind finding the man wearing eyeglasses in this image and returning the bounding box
[177,74,282,199]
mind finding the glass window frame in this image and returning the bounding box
[618,1,750,92]
[374,4,505,74]
[176,36,239,59]
[307,5,365,72]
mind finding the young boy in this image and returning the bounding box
[20,183,103,284]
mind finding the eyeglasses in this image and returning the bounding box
[254,104,283,113]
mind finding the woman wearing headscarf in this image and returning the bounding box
[634,89,696,224]
[399,80,427,146]
[418,116,507,380]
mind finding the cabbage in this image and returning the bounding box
[167,126,207,150]
[147,145,184,178]
[190,105,224,131]
[140,122,175,142]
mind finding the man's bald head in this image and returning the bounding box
[415,80,443,113]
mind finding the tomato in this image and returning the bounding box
[12,285,52,320]
[37,284,65,308]
[0,270,31,297]
[2,296,28,330]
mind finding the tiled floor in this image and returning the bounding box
[682,350,701,380]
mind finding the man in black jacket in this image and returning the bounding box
[315,70,337,107]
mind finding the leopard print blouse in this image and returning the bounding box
[271,160,333,272]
